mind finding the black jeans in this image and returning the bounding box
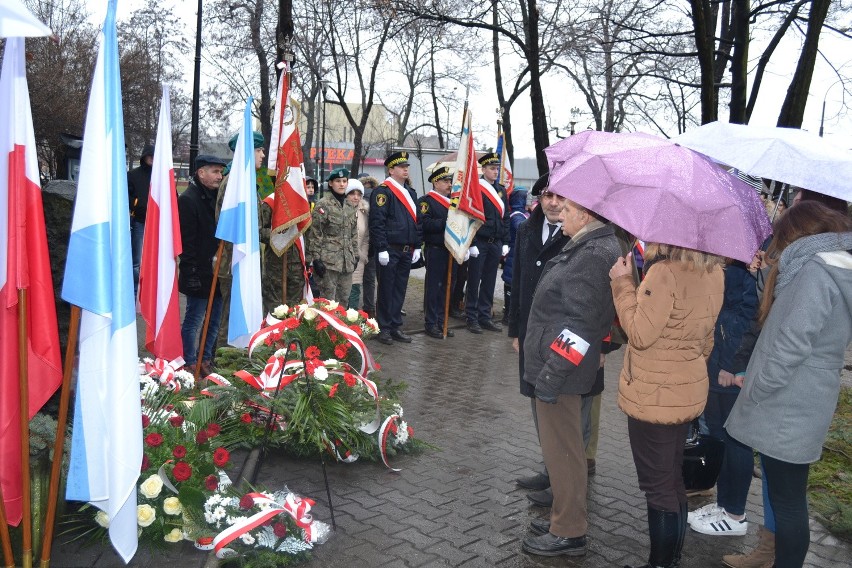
[761,454,810,568]
[628,417,690,512]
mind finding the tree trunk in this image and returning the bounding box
[251,0,272,152]
[728,0,749,124]
[689,0,718,124]
[777,0,830,128]
[493,3,514,163]
[525,0,549,174]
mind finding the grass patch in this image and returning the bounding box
[808,386,852,540]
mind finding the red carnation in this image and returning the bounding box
[328,383,339,398]
[329,333,339,342]
[273,522,287,538]
[316,320,329,331]
[305,346,321,359]
[141,454,151,471]
[165,404,175,411]
[169,415,184,428]
[343,373,357,387]
[206,423,221,437]
[213,447,230,466]
[407,426,414,437]
[195,430,209,445]
[205,475,219,491]
[239,494,254,510]
[172,461,192,482]
[349,325,362,336]
[282,317,300,331]
[172,445,187,459]
[289,343,297,351]
[304,358,322,374]
[240,413,252,424]
[145,433,163,447]
[334,344,348,359]
[141,414,150,428]
[358,309,368,319]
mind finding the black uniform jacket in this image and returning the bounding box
[369,180,421,251]
[473,178,510,243]
[417,191,451,246]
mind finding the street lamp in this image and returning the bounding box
[569,106,581,135]
[819,79,844,137]
[189,0,203,173]
[320,80,329,197]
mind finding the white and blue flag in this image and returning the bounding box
[60,0,141,562]
[216,98,263,348]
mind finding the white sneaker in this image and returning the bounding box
[689,509,748,536]
[687,502,722,524]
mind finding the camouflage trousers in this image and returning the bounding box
[317,269,353,305]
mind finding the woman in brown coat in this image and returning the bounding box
[609,244,724,568]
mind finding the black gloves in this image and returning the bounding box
[313,259,327,278]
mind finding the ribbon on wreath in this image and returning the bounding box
[199,373,232,397]
[378,414,402,472]
[140,356,186,391]
[211,492,319,557]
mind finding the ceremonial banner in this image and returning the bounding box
[496,130,514,198]
[139,85,182,360]
[444,109,484,264]
[0,36,62,527]
[216,98,263,348]
[61,1,142,561]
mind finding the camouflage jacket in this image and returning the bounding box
[306,194,359,273]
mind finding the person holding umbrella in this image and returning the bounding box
[609,243,725,568]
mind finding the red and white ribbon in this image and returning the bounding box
[140,356,185,391]
[378,414,402,472]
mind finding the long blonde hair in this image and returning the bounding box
[643,242,725,273]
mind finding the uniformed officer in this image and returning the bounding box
[369,151,421,344]
[307,167,359,303]
[465,152,510,333]
[418,166,457,339]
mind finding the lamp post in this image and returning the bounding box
[189,0,203,173]
[569,106,581,135]
[319,80,329,198]
[819,79,844,137]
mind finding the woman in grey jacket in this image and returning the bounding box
[726,201,852,568]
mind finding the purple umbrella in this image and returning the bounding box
[544,131,772,264]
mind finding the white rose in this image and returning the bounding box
[303,309,317,321]
[95,511,110,528]
[139,474,164,499]
[366,318,379,330]
[326,300,339,310]
[137,504,156,527]
[163,496,183,516]
[272,304,289,319]
[164,528,183,543]
[346,308,359,322]
[313,366,328,381]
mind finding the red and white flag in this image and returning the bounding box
[444,107,484,264]
[139,85,182,360]
[268,64,311,256]
[0,36,63,526]
[497,130,515,198]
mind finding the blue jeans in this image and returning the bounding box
[130,218,145,296]
[181,294,223,365]
[761,454,809,568]
[706,391,754,516]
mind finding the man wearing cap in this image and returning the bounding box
[307,167,359,303]
[179,154,228,374]
[418,166,457,339]
[465,152,510,334]
[128,144,154,297]
[369,151,421,345]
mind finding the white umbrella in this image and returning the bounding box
[674,121,852,202]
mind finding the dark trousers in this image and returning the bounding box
[705,391,754,516]
[362,255,377,314]
[424,245,455,328]
[451,260,468,309]
[628,417,690,512]
[761,454,810,568]
[465,239,500,324]
[376,248,411,332]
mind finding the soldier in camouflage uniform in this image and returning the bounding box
[306,167,359,303]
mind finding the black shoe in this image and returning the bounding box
[449,308,465,319]
[390,330,412,343]
[527,487,553,508]
[479,319,503,332]
[376,330,393,345]
[516,472,550,491]
[521,532,587,557]
[445,328,455,337]
[528,518,550,537]
[467,321,483,334]
[424,326,444,339]
[400,309,407,316]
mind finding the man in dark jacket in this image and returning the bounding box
[521,199,620,557]
[501,189,529,324]
[418,166,456,339]
[178,155,227,373]
[369,151,421,344]
[465,152,509,333]
[128,144,154,296]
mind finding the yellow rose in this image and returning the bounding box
[162,496,183,516]
[95,511,110,528]
[137,504,156,527]
[139,474,163,499]
[164,528,183,543]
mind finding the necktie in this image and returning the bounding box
[547,223,558,240]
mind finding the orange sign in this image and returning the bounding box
[310,147,354,165]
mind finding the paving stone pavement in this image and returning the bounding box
[49,274,852,567]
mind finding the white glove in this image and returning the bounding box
[469,246,480,258]
[412,249,421,264]
[378,251,390,266]
[502,244,509,257]
[464,249,471,262]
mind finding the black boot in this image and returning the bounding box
[501,289,511,324]
[672,501,687,567]
[624,507,680,568]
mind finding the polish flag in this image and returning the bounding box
[0,36,63,526]
[139,85,182,360]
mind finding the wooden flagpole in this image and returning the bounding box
[39,305,80,568]
[17,290,33,568]
[0,480,13,568]
[195,241,225,379]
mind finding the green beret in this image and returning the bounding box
[327,167,350,181]
[228,130,265,151]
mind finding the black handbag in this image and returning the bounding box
[682,420,725,492]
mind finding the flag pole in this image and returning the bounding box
[39,305,80,568]
[195,241,225,379]
[17,290,33,568]
[442,95,469,337]
[0,481,13,568]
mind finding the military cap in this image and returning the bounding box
[384,151,410,168]
[346,179,365,195]
[327,167,350,181]
[530,172,550,196]
[428,166,453,184]
[195,155,228,169]
[228,130,265,151]
[478,152,500,167]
